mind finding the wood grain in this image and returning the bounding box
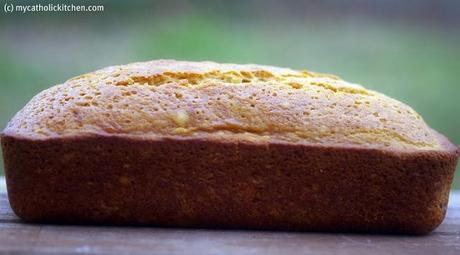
[0,191,459,255]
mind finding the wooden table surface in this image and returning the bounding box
[0,179,459,255]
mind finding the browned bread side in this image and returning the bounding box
[1,134,458,234]
[1,60,458,234]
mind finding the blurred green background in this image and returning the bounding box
[1,1,459,187]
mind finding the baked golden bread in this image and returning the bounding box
[1,60,458,234]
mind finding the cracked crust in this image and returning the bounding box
[3,60,442,150]
[1,60,459,233]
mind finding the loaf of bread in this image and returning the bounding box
[1,60,458,234]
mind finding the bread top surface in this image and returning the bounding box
[3,60,452,151]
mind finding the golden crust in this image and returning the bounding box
[2,60,448,150]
